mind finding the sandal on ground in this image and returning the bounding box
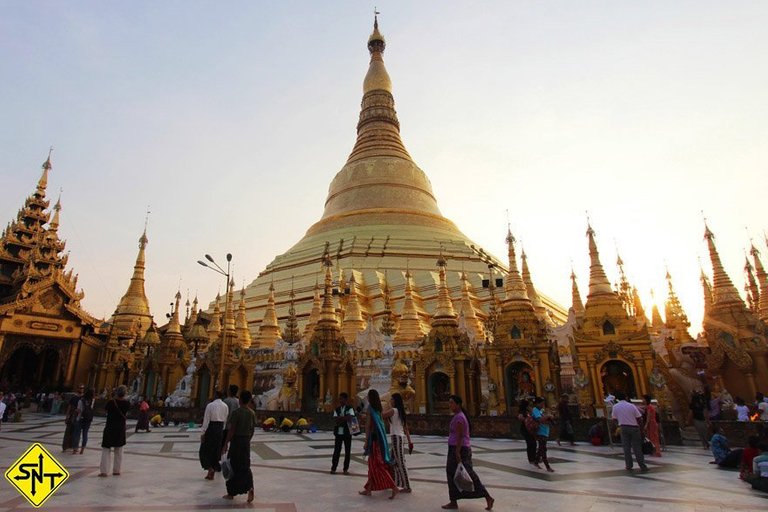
[358,490,371,496]
[442,503,459,510]
[247,489,254,503]
[97,473,108,477]
[400,488,412,493]
[222,495,234,500]
[486,497,495,510]
[389,488,399,500]
[546,467,555,472]
[112,472,120,476]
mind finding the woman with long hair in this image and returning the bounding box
[360,389,398,499]
[383,392,413,492]
[100,385,130,476]
[443,395,494,510]
[517,399,537,465]
[643,395,662,457]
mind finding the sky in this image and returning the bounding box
[1,1,766,334]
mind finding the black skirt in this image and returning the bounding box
[225,434,253,496]
[198,421,224,471]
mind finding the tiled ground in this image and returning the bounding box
[1,413,766,511]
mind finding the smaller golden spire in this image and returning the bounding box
[503,225,529,302]
[37,149,52,196]
[750,243,768,321]
[433,253,457,323]
[394,268,426,344]
[342,272,366,341]
[303,277,323,339]
[49,193,62,231]
[236,288,253,349]
[257,281,280,348]
[570,268,585,316]
[207,293,222,339]
[167,290,182,335]
[703,221,744,307]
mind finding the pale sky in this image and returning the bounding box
[1,1,766,335]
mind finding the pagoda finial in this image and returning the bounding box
[504,223,529,301]
[37,149,52,195]
[570,267,585,316]
[49,190,62,231]
[749,242,768,322]
[433,252,457,321]
[702,220,744,307]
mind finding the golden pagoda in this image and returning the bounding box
[235,17,567,374]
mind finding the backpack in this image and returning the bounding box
[81,400,94,423]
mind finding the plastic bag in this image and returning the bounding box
[453,462,475,492]
[220,458,234,481]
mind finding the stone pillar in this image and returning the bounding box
[456,361,467,404]
[416,367,427,414]
[588,361,602,411]
[533,361,542,397]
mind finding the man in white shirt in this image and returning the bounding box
[756,393,768,421]
[200,390,230,480]
[611,392,648,473]
[330,392,355,474]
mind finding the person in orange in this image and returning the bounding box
[643,395,662,457]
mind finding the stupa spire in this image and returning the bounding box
[167,290,182,335]
[303,278,323,339]
[700,267,713,319]
[750,243,768,322]
[570,269,585,316]
[342,272,366,341]
[111,224,152,335]
[586,223,614,297]
[49,194,62,232]
[664,269,690,329]
[37,150,52,196]
[703,222,744,307]
[521,248,547,319]
[236,288,253,349]
[432,252,457,324]
[394,268,426,344]
[257,281,280,348]
[503,227,529,302]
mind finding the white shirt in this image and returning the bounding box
[390,408,405,437]
[611,400,642,426]
[736,404,750,421]
[0,401,6,419]
[202,399,229,433]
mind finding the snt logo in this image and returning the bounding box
[4,443,69,508]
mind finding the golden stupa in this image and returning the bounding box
[238,18,567,341]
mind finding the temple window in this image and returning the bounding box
[511,326,522,339]
[602,321,615,335]
[435,339,443,352]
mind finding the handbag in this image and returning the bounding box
[642,437,654,455]
[453,462,475,492]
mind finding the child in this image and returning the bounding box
[741,436,761,480]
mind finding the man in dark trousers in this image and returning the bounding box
[222,384,240,450]
[330,392,355,474]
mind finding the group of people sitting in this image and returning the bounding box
[709,425,768,492]
[261,415,313,433]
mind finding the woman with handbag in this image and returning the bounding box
[359,389,398,499]
[532,397,555,472]
[443,395,494,510]
[643,395,662,457]
[383,392,413,493]
[99,385,130,476]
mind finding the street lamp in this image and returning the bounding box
[197,253,232,393]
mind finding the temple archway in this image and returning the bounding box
[601,360,637,399]
[428,371,451,414]
[197,367,211,405]
[302,368,320,412]
[504,362,535,411]
[1,346,40,390]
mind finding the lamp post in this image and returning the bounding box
[197,253,232,393]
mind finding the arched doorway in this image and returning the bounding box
[197,368,211,406]
[302,368,320,412]
[601,360,637,398]
[1,346,51,390]
[504,362,535,411]
[428,372,451,414]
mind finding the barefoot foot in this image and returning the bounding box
[358,490,371,496]
[247,489,254,503]
[486,496,495,510]
[442,502,459,510]
[389,487,399,499]
[222,495,234,500]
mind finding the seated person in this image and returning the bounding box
[741,436,761,480]
[262,416,276,431]
[150,412,165,427]
[588,423,605,446]
[295,416,310,433]
[280,417,294,432]
[710,426,743,469]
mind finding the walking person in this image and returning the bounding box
[643,395,662,457]
[135,397,151,433]
[383,392,413,493]
[689,390,710,447]
[359,389,398,499]
[557,394,575,447]
[63,385,83,451]
[72,388,95,454]
[222,390,256,503]
[222,384,239,449]
[532,397,555,472]
[611,391,649,473]
[199,390,229,480]
[442,395,494,511]
[517,399,537,465]
[100,385,130,477]
[330,392,355,475]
